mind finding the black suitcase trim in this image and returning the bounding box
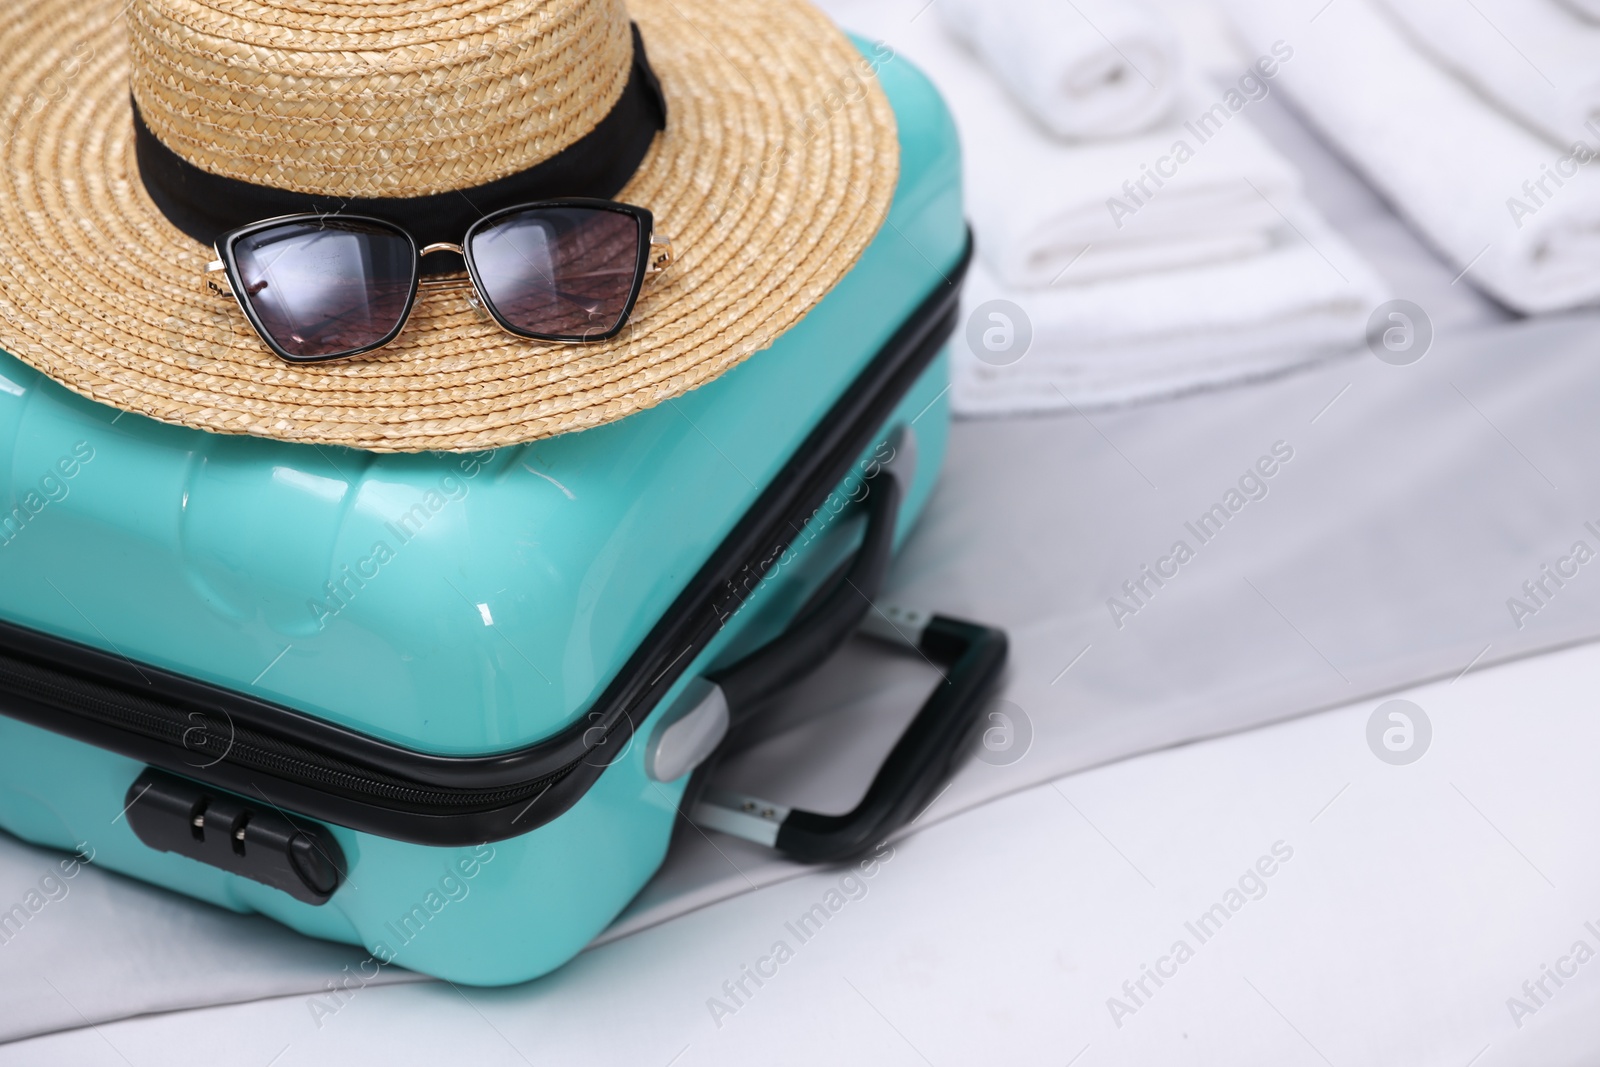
[0,235,973,846]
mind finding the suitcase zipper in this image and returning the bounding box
[0,645,566,811]
[0,236,972,844]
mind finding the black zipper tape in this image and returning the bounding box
[0,235,973,846]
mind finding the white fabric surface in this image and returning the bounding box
[11,641,1600,1066]
[938,0,1179,140]
[1558,0,1600,23]
[1222,0,1600,314]
[0,838,429,1043]
[951,207,1388,412]
[859,0,1302,291]
[1374,0,1600,148]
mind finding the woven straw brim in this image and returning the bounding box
[0,0,898,452]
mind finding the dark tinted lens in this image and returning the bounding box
[230,219,415,360]
[467,206,642,340]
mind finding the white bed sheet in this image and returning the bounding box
[9,639,1600,1066]
[0,2,1593,1056]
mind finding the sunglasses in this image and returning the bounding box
[203,198,675,363]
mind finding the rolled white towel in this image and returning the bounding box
[1374,0,1600,148]
[1222,0,1600,314]
[1558,0,1600,23]
[952,210,1390,414]
[938,0,1179,140]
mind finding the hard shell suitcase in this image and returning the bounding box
[0,43,1004,985]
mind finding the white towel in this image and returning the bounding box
[818,0,1386,412]
[1374,0,1600,148]
[863,0,1304,289]
[1558,0,1600,23]
[1221,0,1600,314]
[938,0,1179,140]
[971,88,1309,289]
[952,212,1390,414]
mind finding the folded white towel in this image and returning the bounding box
[1374,0,1600,147]
[1222,0,1600,313]
[1558,0,1600,23]
[938,0,1179,140]
[973,86,1310,289]
[952,212,1390,414]
[818,0,1386,412]
[864,0,1303,289]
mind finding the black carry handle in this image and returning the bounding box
[644,445,911,789]
[679,443,1008,863]
[707,460,902,718]
[689,611,1007,864]
[779,614,1007,862]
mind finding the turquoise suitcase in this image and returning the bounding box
[0,43,1003,985]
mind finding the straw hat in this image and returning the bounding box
[0,0,898,452]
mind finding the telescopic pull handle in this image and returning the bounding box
[691,611,1008,864]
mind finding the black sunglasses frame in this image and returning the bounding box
[465,199,654,347]
[213,198,658,364]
